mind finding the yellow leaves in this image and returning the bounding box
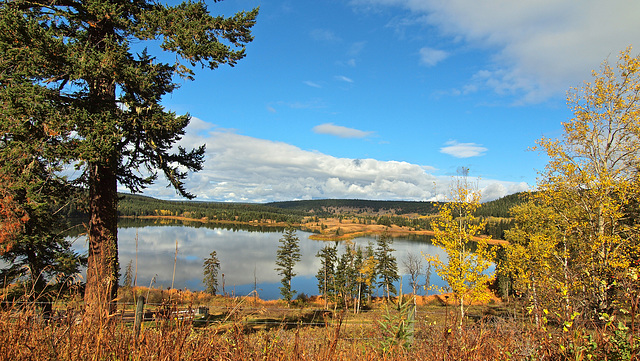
[427,173,494,312]
[517,48,640,318]
[357,255,378,286]
[535,46,640,262]
[153,209,173,216]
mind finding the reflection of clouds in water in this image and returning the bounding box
[73,225,449,299]
[116,226,299,289]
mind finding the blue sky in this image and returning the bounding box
[133,0,640,203]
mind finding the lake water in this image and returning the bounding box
[70,219,452,300]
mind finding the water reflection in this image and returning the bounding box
[72,219,450,300]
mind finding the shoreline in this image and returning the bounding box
[119,285,501,306]
[120,215,508,245]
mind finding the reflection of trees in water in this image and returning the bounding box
[65,217,288,238]
[67,221,448,299]
[117,218,287,233]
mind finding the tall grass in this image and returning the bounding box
[0,310,518,360]
[1,289,637,360]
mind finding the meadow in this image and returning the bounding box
[1,286,636,360]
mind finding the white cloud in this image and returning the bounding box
[479,181,529,202]
[419,46,449,66]
[440,140,487,158]
[182,115,215,133]
[312,123,373,138]
[304,80,322,88]
[335,75,354,83]
[351,0,640,102]
[132,120,528,203]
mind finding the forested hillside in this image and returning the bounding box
[114,193,526,220]
[268,193,527,217]
[266,199,440,216]
[109,193,527,239]
[476,192,528,218]
[116,193,305,224]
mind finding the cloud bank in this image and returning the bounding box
[351,0,640,102]
[132,119,528,203]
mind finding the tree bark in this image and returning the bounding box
[84,162,119,319]
[82,15,120,320]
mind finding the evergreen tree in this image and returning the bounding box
[0,150,83,303]
[275,228,301,303]
[335,244,358,309]
[203,251,221,296]
[0,0,257,317]
[375,232,399,302]
[316,242,338,309]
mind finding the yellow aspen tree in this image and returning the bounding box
[427,169,495,328]
[356,255,377,313]
[504,199,575,325]
[535,46,640,317]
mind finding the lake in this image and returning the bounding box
[70,219,451,300]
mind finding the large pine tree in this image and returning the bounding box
[0,0,257,318]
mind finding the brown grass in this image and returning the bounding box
[1,288,635,360]
[0,305,517,360]
[303,217,508,245]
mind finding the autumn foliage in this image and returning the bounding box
[503,47,640,348]
[427,170,495,327]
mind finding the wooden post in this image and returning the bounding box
[134,296,145,340]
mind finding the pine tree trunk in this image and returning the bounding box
[83,17,119,320]
[324,266,328,310]
[84,162,119,319]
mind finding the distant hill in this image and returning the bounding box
[476,192,529,218]
[266,199,440,216]
[110,193,529,220]
[268,193,529,218]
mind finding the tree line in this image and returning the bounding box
[116,193,305,224]
[268,199,440,216]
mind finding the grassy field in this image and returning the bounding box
[3,287,634,360]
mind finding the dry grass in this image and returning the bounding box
[0,308,524,360]
[302,217,508,245]
[1,288,636,360]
